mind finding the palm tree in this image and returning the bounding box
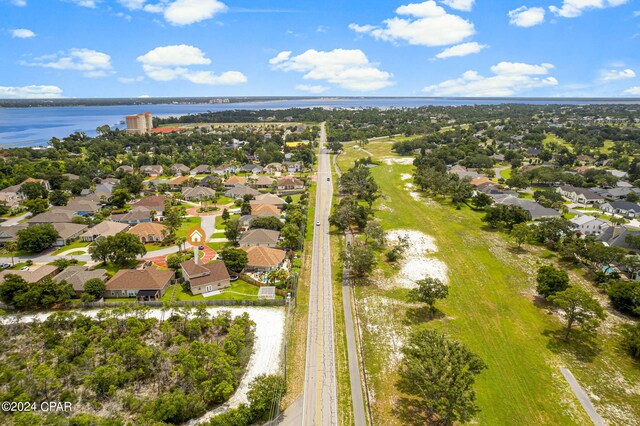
[175,236,186,253]
[4,241,16,267]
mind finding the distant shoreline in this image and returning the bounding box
[2,96,640,108]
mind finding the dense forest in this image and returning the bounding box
[0,306,255,425]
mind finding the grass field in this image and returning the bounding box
[500,167,513,179]
[52,240,91,255]
[544,133,573,152]
[161,279,265,301]
[335,142,640,426]
[175,216,202,238]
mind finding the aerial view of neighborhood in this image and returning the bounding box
[1,1,640,426]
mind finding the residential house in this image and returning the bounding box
[52,222,88,246]
[104,267,174,299]
[0,178,50,208]
[600,201,640,218]
[225,185,261,199]
[252,175,275,189]
[264,163,285,174]
[53,265,108,296]
[284,161,303,173]
[470,177,492,187]
[251,204,281,216]
[170,164,190,176]
[127,222,168,243]
[557,185,604,205]
[0,224,27,245]
[110,207,153,224]
[224,176,247,188]
[449,165,483,180]
[277,176,304,191]
[81,220,130,242]
[240,246,287,272]
[490,194,560,220]
[132,196,166,217]
[250,193,285,208]
[116,165,134,174]
[239,229,280,247]
[140,165,164,177]
[569,215,609,236]
[182,186,216,201]
[240,164,263,175]
[28,209,76,225]
[180,259,230,295]
[59,198,101,216]
[213,164,238,175]
[594,187,639,201]
[167,176,190,189]
[190,165,211,175]
[596,226,640,250]
[0,265,58,284]
[200,175,221,187]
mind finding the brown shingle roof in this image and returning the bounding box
[106,267,174,291]
[133,195,166,208]
[240,246,286,268]
[251,204,281,216]
[127,222,168,238]
[239,228,280,245]
[225,176,247,185]
[81,220,129,239]
[181,259,230,287]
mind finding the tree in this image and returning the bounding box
[0,274,28,307]
[363,221,386,249]
[511,223,531,248]
[84,278,106,300]
[246,374,286,421]
[408,278,448,318]
[49,189,69,206]
[549,286,606,341]
[482,204,528,230]
[249,216,284,231]
[221,208,230,221]
[89,237,111,264]
[607,281,640,316]
[164,206,183,234]
[89,233,146,265]
[471,193,492,209]
[536,265,569,298]
[397,329,486,425]
[448,178,473,207]
[327,140,344,154]
[224,218,242,244]
[23,198,49,215]
[220,248,248,273]
[341,241,376,278]
[20,181,48,200]
[17,224,58,253]
[622,323,640,360]
[110,189,131,209]
[4,241,17,266]
[627,191,639,203]
[280,224,302,250]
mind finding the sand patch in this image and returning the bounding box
[383,230,448,289]
[400,173,412,181]
[360,295,408,370]
[383,157,414,165]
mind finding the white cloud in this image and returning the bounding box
[137,44,211,67]
[601,68,636,80]
[623,86,640,95]
[24,48,113,77]
[139,94,150,98]
[137,44,246,85]
[295,84,329,94]
[349,1,475,47]
[118,76,145,83]
[11,28,36,38]
[10,0,27,6]
[149,0,227,26]
[316,25,328,33]
[118,0,145,9]
[435,41,486,58]
[508,6,546,27]
[67,0,99,7]
[550,0,629,18]
[422,61,558,96]
[441,0,474,12]
[270,48,394,92]
[0,85,63,99]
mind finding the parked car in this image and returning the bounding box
[230,274,239,281]
[0,263,11,269]
[316,221,320,226]
[19,266,29,271]
[198,245,204,250]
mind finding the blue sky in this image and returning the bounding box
[1,0,639,98]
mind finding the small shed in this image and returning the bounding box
[258,286,276,300]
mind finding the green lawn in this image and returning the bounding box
[335,144,640,425]
[175,216,202,238]
[104,297,136,303]
[101,260,139,276]
[500,167,513,179]
[216,195,235,205]
[543,133,573,152]
[161,279,276,301]
[52,240,91,255]
[144,243,166,252]
[207,242,231,251]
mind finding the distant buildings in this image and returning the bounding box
[125,112,153,135]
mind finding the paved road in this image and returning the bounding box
[560,367,606,426]
[302,123,338,425]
